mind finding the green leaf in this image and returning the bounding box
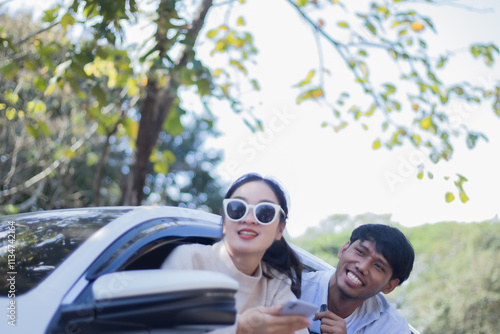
[0,36,17,52]
[365,103,376,116]
[420,117,432,129]
[29,100,47,114]
[423,17,435,32]
[365,21,377,35]
[440,93,449,104]
[60,13,76,32]
[411,134,421,146]
[37,120,51,137]
[122,117,139,139]
[163,150,176,165]
[392,101,401,111]
[384,84,396,95]
[437,56,448,68]
[382,121,389,131]
[338,21,349,28]
[44,81,57,96]
[153,161,167,174]
[454,86,464,95]
[372,139,381,150]
[2,204,18,214]
[445,192,455,203]
[459,190,469,203]
[153,150,177,175]
[34,76,48,91]
[42,7,59,23]
[70,61,90,78]
[86,152,99,166]
[296,88,324,104]
[1,61,20,79]
[250,79,260,90]
[164,110,184,136]
[26,124,40,139]
[295,70,316,87]
[359,61,369,78]
[494,88,500,117]
[197,78,211,97]
[206,29,218,39]
[24,60,37,71]
[91,85,108,106]
[470,44,482,57]
[229,59,247,75]
[5,91,19,104]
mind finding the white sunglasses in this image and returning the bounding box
[223,198,286,225]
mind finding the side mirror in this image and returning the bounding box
[52,270,238,333]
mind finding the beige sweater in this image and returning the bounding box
[161,240,308,334]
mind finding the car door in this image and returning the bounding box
[46,211,237,334]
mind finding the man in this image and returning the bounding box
[300,224,415,334]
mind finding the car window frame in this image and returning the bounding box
[85,217,223,280]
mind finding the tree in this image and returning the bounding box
[0,7,223,213]
[1,0,498,211]
[401,220,500,334]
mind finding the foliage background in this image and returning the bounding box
[293,214,500,334]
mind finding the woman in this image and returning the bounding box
[162,173,310,334]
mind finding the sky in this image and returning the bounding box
[6,0,500,237]
[199,0,500,237]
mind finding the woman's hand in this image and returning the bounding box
[236,305,310,334]
[313,309,347,334]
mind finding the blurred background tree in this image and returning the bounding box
[294,215,500,334]
[1,0,498,212]
[0,7,223,213]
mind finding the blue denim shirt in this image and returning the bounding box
[301,269,411,334]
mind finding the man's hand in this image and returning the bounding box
[237,305,310,334]
[313,309,347,334]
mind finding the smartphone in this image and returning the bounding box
[278,300,318,317]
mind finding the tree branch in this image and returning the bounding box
[0,123,97,198]
[121,0,214,205]
[0,180,46,213]
[92,109,125,206]
[14,21,60,45]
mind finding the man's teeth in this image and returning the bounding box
[347,272,362,286]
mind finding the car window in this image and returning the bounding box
[0,208,129,295]
[85,217,222,280]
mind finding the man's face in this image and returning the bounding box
[333,239,400,301]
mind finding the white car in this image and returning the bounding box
[0,206,419,333]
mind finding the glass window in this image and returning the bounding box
[0,208,130,295]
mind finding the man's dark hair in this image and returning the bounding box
[350,224,414,285]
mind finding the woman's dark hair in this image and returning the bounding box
[349,224,415,285]
[223,173,303,297]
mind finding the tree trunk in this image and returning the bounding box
[120,0,213,206]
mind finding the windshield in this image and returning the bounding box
[0,208,129,295]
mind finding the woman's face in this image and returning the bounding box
[222,180,285,258]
